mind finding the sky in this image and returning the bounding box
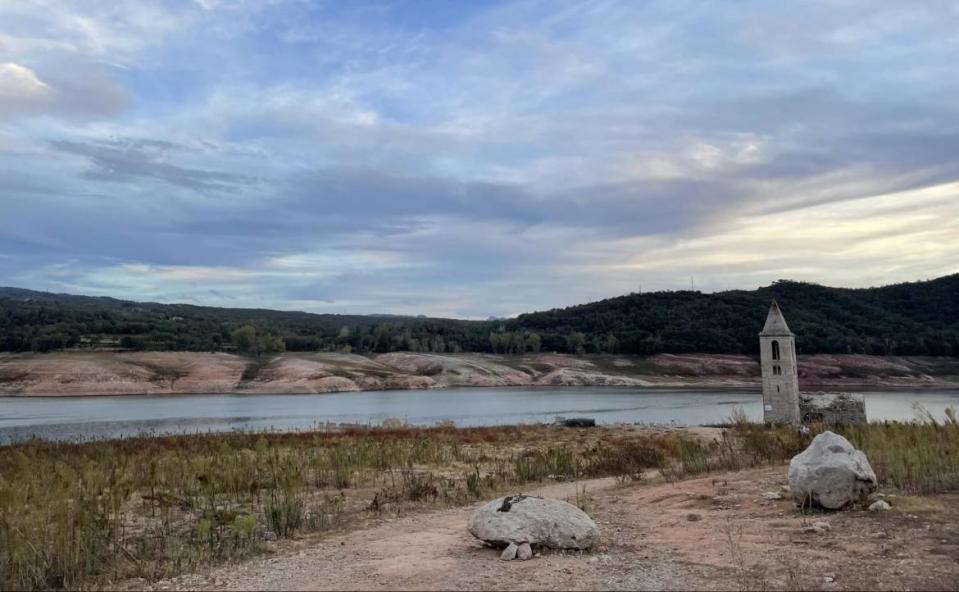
[1,0,958,318]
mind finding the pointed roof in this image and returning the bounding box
[760,300,793,336]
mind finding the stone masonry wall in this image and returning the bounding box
[799,392,867,424]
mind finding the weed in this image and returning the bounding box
[512,448,577,482]
[2,419,957,590]
[571,485,594,515]
[264,495,304,538]
[465,467,482,499]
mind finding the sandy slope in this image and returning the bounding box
[0,351,956,396]
[141,468,959,591]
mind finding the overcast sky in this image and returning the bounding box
[1,1,957,318]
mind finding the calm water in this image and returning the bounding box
[2,387,958,444]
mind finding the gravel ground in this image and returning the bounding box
[136,468,959,591]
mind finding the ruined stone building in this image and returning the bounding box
[759,301,866,424]
[760,301,800,423]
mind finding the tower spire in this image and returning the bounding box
[761,300,793,336]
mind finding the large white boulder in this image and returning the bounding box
[788,431,877,510]
[468,495,599,549]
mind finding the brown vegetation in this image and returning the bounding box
[2,415,958,590]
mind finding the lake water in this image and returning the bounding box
[2,387,958,444]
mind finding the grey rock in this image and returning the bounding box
[500,542,518,561]
[799,522,830,534]
[516,542,533,560]
[561,418,596,428]
[469,495,600,550]
[788,431,877,509]
[869,500,892,512]
[761,491,783,500]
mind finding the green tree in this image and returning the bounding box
[257,334,286,354]
[602,333,619,353]
[231,325,257,352]
[566,331,586,354]
[526,332,542,353]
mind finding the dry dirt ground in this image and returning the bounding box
[3,351,957,395]
[140,468,959,592]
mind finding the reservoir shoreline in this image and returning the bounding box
[4,386,959,444]
[1,351,958,397]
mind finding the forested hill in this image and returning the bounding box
[1,274,957,356]
[507,275,959,355]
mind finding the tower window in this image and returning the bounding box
[772,340,781,361]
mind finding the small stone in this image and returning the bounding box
[869,500,892,512]
[824,576,835,583]
[686,513,702,522]
[500,542,518,561]
[517,542,533,561]
[800,522,830,535]
[762,491,784,500]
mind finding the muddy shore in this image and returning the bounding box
[1,352,957,396]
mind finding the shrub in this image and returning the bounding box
[264,496,304,538]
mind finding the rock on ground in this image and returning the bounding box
[788,431,877,509]
[517,542,533,561]
[468,495,600,550]
[869,500,892,512]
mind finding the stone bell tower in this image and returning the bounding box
[760,301,800,423]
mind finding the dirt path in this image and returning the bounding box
[144,468,959,591]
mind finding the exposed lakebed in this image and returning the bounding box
[3,387,959,444]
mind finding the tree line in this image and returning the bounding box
[1,274,957,356]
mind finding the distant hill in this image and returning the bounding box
[506,275,959,356]
[1,274,957,355]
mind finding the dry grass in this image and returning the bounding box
[0,425,683,590]
[2,413,958,590]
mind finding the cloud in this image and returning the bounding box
[0,62,53,105]
[1,1,958,316]
[0,61,127,120]
[50,139,254,191]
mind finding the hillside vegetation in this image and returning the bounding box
[1,274,957,356]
